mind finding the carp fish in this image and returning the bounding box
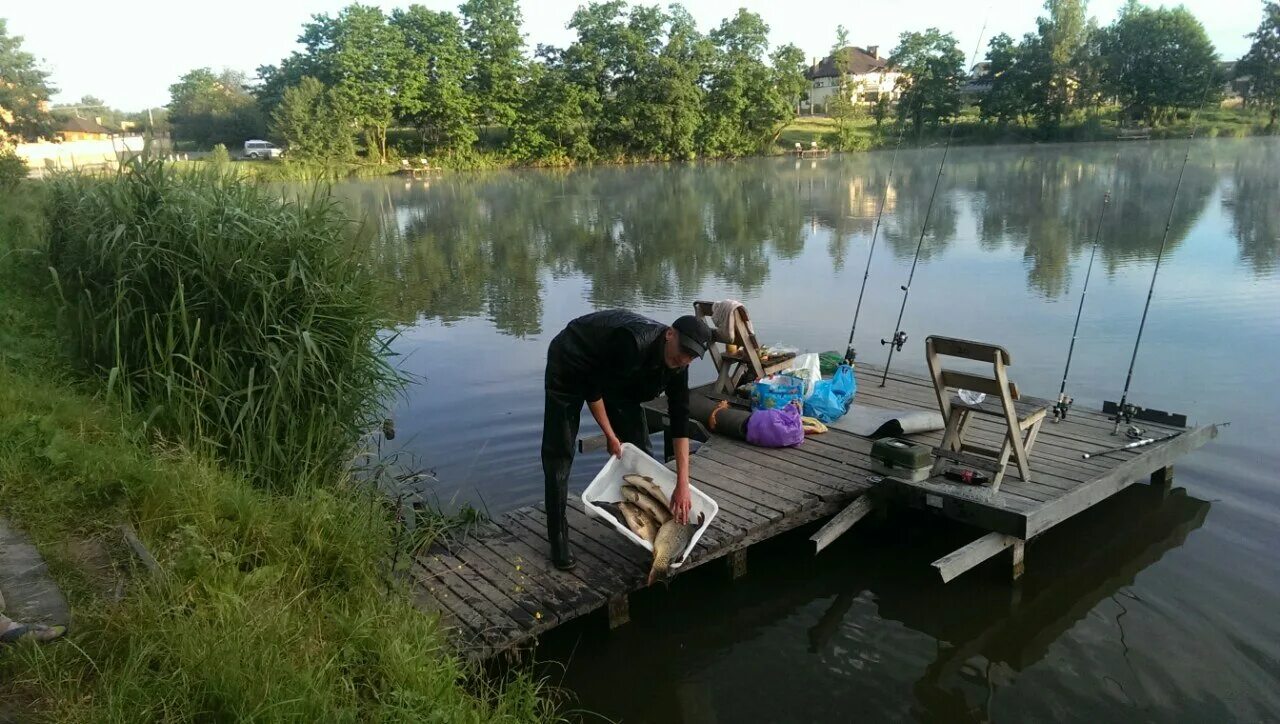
[621,484,672,524]
[648,512,705,585]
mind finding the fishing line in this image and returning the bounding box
[878,18,990,387]
[842,100,919,364]
[1053,150,1120,422]
[1109,85,1213,434]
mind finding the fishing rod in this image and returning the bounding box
[1053,152,1120,422]
[842,106,913,364]
[1082,430,1181,460]
[1108,88,1212,435]
[878,19,990,387]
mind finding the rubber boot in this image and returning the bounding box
[549,514,576,571]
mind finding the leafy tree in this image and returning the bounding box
[508,55,595,163]
[1097,1,1219,125]
[641,5,710,159]
[460,0,525,129]
[871,93,891,129]
[1034,0,1090,127]
[979,33,1034,125]
[1239,1,1280,124]
[168,68,265,148]
[701,9,789,155]
[271,76,356,161]
[826,26,863,140]
[297,5,406,162]
[889,28,965,133]
[391,6,476,155]
[0,18,55,142]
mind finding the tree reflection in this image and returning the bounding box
[1222,141,1280,275]
[347,138,1245,336]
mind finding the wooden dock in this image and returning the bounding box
[409,363,1219,661]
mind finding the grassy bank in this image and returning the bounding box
[0,172,555,721]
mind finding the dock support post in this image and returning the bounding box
[607,594,630,629]
[1011,539,1025,580]
[1150,465,1174,495]
[728,549,748,580]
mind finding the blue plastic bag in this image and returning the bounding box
[803,364,857,423]
[751,375,805,411]
[746,403,805,447]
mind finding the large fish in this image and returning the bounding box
[622,474,672,514]
[616,501,660,543]
[621,484,672,524]
[648,512,705,585]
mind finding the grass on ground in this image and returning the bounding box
[0,180,557,722]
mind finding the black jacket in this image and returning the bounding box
[546,310,691,438]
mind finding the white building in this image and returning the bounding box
[803,46,903,113]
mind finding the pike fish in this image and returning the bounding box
[648,512,705,585]
[616,501,660,543]
[622,474,671,513]
[621,484,672,524]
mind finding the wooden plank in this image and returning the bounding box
[1027,424,1219,537]
[467,523,604,618]
[939,370,1006,397]
[413,554,511,647]
[696,446,839,500]
[447,528,566,628]
[482,514,615,618]
[685,474,781,528]
[811,496,875,554]
[688,465,800,516]
[880,476,1034,538]
[692,453,824,505]
[523,507,645,586]
[497,510,625,595]
[713,442,856,496]
[926,337,1011,364]
[932,532,1020,583]
[427,548,537,631]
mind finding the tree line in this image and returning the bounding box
[4,2,1280,163]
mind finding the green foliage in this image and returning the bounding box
[701,9,794,155]
[1239,1,1280,112]
[508,61,596,163]
[0,19,55,142]
[871,94,891,128]
[1097,2,1220,124]
[168,67,266,148]
[0,184,556,721]
[208,143,230,165]
[392,6,477,156]
[298,5,406,162]
[461,0,525,129]
[271,76,357,161]
[44,161,402,492]
[890,28,966,133]
[0,146,27,190]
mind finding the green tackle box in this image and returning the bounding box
[870,438,932,470]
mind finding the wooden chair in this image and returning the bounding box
[924,336,1049,491]
[693,301,795,396]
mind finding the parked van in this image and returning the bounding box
[243,140,284,159]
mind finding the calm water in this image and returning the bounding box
[335,138,1279,721]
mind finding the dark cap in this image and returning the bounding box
[671,315,712,359]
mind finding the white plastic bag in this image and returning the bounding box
[784,352,821,398]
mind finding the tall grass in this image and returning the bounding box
[45,160,401,491]
[1,179,558,721]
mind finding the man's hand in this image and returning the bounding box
[669,483,692,524]
[606,434,623,459]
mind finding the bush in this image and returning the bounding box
[0,147,27,191]
[209,143,231,165]
[44,160,402,491]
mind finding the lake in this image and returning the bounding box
[335,137,1279,721]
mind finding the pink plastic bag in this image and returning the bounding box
[746,403,805,448]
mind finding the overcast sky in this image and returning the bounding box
[5,0,1262,110]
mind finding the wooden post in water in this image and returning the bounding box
[728,549,748,580]
[1150,465,1174,495]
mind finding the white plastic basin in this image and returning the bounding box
[581,443,718,569]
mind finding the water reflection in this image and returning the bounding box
[1222,141,1280,275]
[342,139,1269,337]
[535,485,1211,722]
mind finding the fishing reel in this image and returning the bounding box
[1052,394,1073,422]
[881,331,908,352]
[1110,402,1143,434]
[1125,425,1146,440]
[843,345,857,365]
